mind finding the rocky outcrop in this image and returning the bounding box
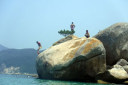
[96,59,128,84]
[94,23,128,65]
[52,35,78,46]
[36,36,106,81]
[116,59,128,66]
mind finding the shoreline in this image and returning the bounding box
[0,73,38,78]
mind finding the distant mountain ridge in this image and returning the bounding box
[0,44,8,51]
[0,47,41,74]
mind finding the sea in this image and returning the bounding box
[0,74,111,85]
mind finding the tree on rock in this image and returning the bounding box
[58,29,75,37]
[58,22,75,37]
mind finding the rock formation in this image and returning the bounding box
[96,59,128,84]
[36,36,106,81]
[36,23,128,84]
[52,35,78,46]
[94,23,128,65]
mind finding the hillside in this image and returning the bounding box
[0,44,8,51]
[0,48,40,74]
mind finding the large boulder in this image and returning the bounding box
[36,36,106,81]
[94,23,128,65]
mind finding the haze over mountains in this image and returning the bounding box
[0,44,8,51]
[0,44,39,74]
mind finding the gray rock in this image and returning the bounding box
[123,65,128,73]
[96,64,128,84]
[116,59,128,66]
[96,59,128,84]
[94,23,128,65]
[115,59,128,73]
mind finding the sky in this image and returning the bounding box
[0,0,128,49]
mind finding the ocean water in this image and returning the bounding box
[0,74,110,85]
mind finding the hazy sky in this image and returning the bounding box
[0,0,128,49]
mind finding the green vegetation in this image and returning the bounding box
[58,29,75,37]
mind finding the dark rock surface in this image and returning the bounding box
[94,23,128,65]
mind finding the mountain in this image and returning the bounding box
[0,48,40,74]
[0,44,8,51]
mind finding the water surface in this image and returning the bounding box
[0,74,110,85]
